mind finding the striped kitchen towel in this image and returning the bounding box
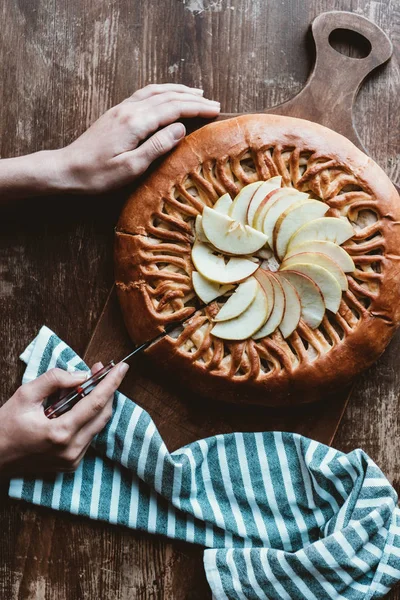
[9,326,400,599]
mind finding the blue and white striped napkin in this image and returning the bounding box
[9,327,400,599]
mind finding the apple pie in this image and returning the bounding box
[115,115,400,406]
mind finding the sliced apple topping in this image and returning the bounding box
[211,282,269,340]
[254,269,275,323]
[213,193,233,215]
[251,189,282,231]
[192,241,259,284]
[192,271,220,303]
[261,188,309,242]
[246,176,282,227]
[280,263,341,313]
[192,271,233,304]
[195,215,209,243]
[202,206,268,255]
[287,217,354,251]
[285,240,355,273]
[214,276,258,322]
[281,252,348,290]
[279,271,325,329]
[252,272,285,339]
[190,180,355,341]
[228,181,264,224]
[274,200,329,260]
[278,276,301,339]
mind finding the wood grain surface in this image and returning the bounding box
[0,0,399,598]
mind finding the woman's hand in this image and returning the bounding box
[0,83,220,201]
[55,83,220,193]
[0,362,128,476]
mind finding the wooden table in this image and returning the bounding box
[0,1,399,598]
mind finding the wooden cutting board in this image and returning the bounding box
[84,11,396,450]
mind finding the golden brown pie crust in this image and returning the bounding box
[115,114,400,406]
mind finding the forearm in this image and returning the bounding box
[0,149,72,202]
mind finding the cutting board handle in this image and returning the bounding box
[312,11,392,79]
[272,11,393,150]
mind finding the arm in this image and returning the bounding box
[0,83,220,475]
[0,83,220,201]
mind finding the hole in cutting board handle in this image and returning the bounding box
[329,28,372,59]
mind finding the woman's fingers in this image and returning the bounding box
[128,122,185,175]
[128,95,220,142]
[127,83,204,102]
[34,362,115,473]
[21,368,88,405]
[74,397,114,448]
[54,385,114,472]
[140,90,216,109]
[122,99,220,176]
[58,362,129,433]
[123,100,220,177]
[143,96,220,130]
[90,361,104,375]
[22,363,103,409]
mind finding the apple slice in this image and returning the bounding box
[251,189,280,231]
[252,272,285,339]
[192,241,259,284]
[261,189,309,241]
[287,217,354,252]
[214,277,258,323]
[192,271,220,303]
[213,193,233,215]
[281,262,341,313]
[229,181,264,224]
[285,240,355,273]
[281,252,348,290]
[277,275,301,338]
[246,176,282,226]
[254,269,275,322]
[195,215,209,243]
[280,271,325,329]
[274,200,329,260]
[192,272,233,304]
[214,277,258,322]
[202,206,267,255]
[211,282,269,340]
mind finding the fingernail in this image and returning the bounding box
[170,122,186,141]
[92,361,104,370]
[71,370,88,381]
[118,363,129,376]
[207,99,220,105]
[191,88,204,95]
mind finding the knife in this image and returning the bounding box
[44,297,220,419]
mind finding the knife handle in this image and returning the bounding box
[44,361,116,419]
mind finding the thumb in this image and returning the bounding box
[128,122,186,177]
[23,368,88,403]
